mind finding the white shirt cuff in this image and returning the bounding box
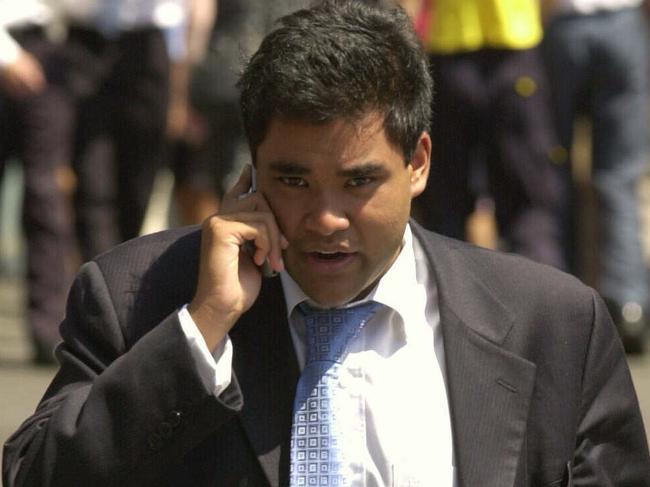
[178,305,233,397]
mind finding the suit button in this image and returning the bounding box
[148,432,163,451]
[238,478,248,487]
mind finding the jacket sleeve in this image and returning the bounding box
[2,261,244,487]
[573,289,650,484]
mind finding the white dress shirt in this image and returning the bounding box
[56,0,188,33]
[179,224,457,486]
[0,0,191,68]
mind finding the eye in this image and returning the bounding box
[346,177,373,188]
[279,176,308,187]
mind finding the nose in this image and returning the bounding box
[304,193,350,236]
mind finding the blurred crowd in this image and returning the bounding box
[1,0,649,364]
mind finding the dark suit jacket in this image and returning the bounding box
[3,222,650,486]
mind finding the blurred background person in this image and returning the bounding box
[0,0,215,361]
[57,0,211,261]
[542,0,650,354]
[0,0,74,364]
[404,0,566,270]
[164,0,219,225]
[168,0,310,225]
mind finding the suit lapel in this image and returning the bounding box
[441,305,536,487]
[230,277,299,487]
[412,222,536,487]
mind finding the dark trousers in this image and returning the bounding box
[0,29,75,350]
[65,26,170,260]
[414,48,565,269]
[172,99,246,198]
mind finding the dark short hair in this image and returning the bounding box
[237,0,433,162]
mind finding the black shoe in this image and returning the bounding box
[605,299,647,355]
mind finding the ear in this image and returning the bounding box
[408,131,431,198]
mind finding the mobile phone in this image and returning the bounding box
[245,166,277,278]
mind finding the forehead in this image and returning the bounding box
[255,113,403,170]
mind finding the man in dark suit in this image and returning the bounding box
[3,1,649,486]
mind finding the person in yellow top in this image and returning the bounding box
[425,0,543,52]
[406,0,566,270]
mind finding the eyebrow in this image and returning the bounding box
[268,161,310,175]
[338,162,385,178]
[268,160,386,177]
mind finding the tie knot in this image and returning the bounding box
[298,301,380,364]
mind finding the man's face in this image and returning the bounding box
[256,112,430,307]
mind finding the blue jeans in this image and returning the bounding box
[542,7,650,305]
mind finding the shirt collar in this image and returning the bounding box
[280,224,419,322]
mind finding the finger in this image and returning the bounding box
[221,189,281,238]
[246,195,289,269]
[222,211,286,272]
[202,215,266,269]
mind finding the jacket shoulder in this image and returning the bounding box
[415,223,588,294]
[93,226,201,274]
[87,226,202,342]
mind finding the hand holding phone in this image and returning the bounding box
[188,165,288,351]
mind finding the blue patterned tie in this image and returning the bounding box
[290,301,380,487]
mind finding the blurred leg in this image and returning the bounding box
[541,16,589,275]
[208,100,248,197]
[414,53,480,239]
[170,139,220,225]
[589,10,650,309]
[73,94,119,260]
[488,48,565,269]
[66,27,120,260]
[20,89,75,360]
[169,100,246,225]
[113,29,169,242]
[8,33,76,362]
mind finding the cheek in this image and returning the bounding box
[366,186,412,229]
[357,205,409,252]
[358,197,411,255]
[264,195,297,236]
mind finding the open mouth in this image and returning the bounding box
[313,252,348,261]
[303,250,356,274]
